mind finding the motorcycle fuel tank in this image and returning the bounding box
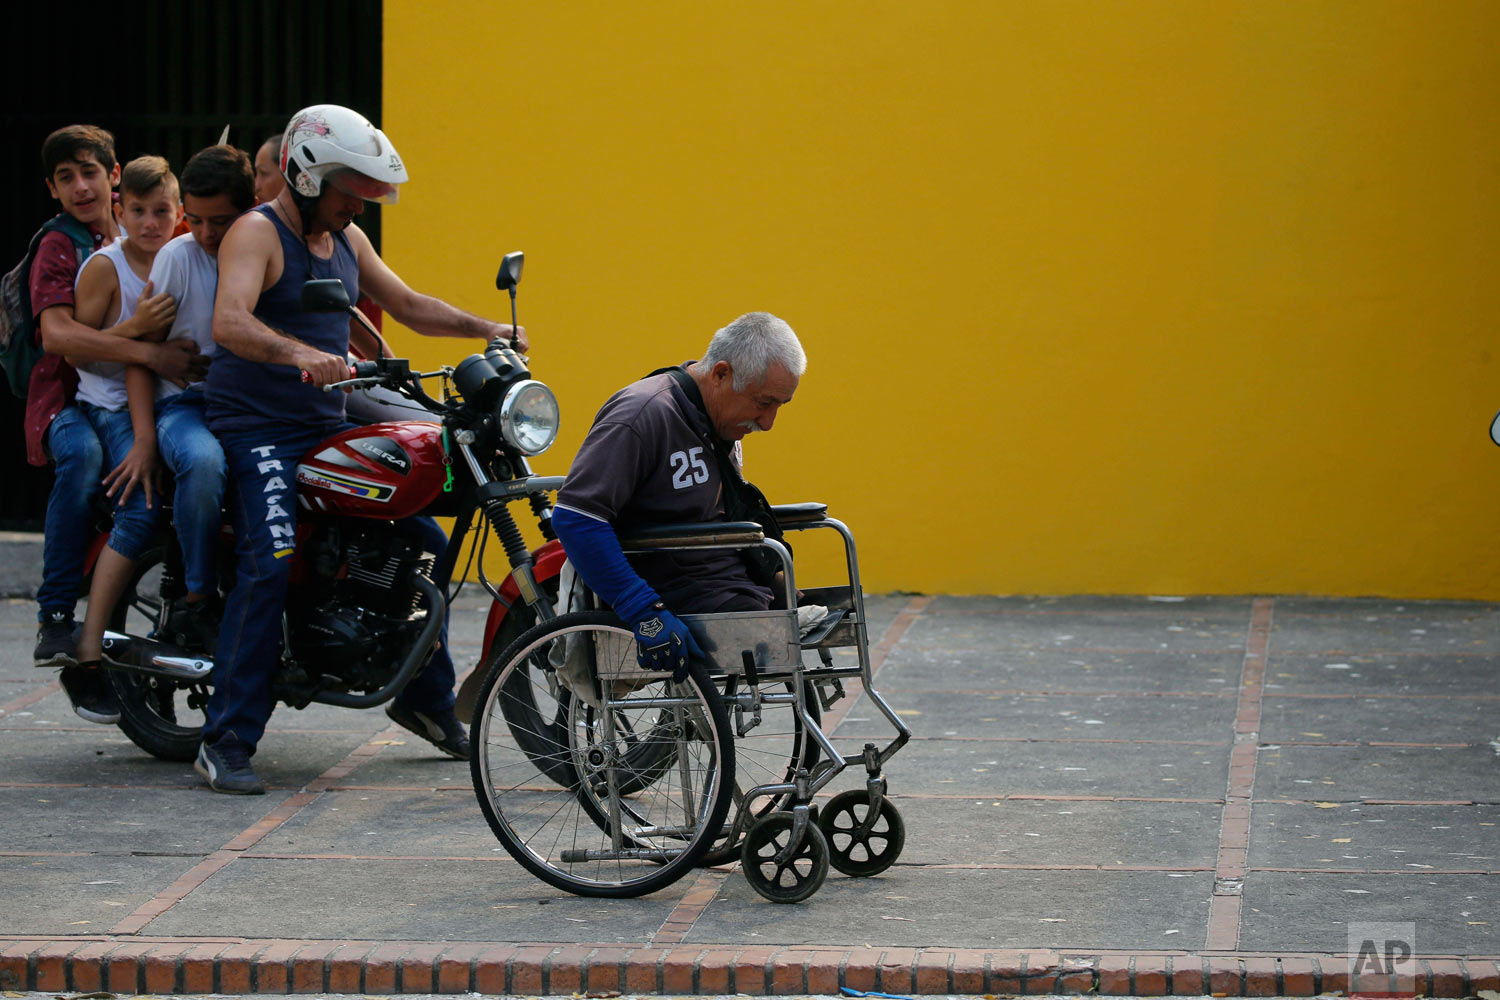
[295,422,447,519]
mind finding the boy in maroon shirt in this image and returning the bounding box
[27,125,205,721]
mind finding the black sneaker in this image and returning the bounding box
[58,665,121,725]
[161,596,221,654]
[195,735,265,795]
[386,702,471,759]
[34,612,79,669]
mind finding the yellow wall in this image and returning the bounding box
[382,1,1500,599]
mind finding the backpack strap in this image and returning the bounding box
[647,364,706,413]
[42,213,97,253]
[642,364,790,587]
[646,365,733,473]
[0,216,98,398]
[17,215,97,334]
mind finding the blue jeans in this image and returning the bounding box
[37,406,103,620]
[77,402,161,562]
[206,422,457,751]
[155,388,226,596]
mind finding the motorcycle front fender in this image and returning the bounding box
[454,538,566,718]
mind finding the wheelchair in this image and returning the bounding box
[468,501,911,902]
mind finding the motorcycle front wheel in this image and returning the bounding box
[105,545,208,762]
[461,576,577,787]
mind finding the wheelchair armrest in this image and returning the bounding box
[771,502,828,525]
[619,520,765,551]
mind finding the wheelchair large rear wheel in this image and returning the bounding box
[471,611,735,897]
[474,580,677,795]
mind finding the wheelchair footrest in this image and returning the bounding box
[814,677,846,711]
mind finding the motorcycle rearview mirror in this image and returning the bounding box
[302,279,351,313]
[495,252,524,292]
[303,278,385,348]
[495,251,524,351]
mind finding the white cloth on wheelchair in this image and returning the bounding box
[550,560,604,709]
[797,604,829,636]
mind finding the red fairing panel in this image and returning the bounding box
[294,421,447,519]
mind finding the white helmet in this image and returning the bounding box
[279,104,408,204]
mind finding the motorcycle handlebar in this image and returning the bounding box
[298,356,451,415]
[300,364,359,384]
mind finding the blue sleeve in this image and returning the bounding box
[552,505,660,623]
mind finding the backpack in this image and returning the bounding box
[1,215,96,398]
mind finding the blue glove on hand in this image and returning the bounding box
[633,602,704,682]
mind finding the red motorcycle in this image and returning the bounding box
[94,253,571,762]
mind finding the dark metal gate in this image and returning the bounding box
[0,0,383,528]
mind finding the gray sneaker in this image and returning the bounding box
[386,702,471,759]
[195,735,265,795]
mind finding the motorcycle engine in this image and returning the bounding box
[281,525,436,706]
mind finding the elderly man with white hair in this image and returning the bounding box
[552,311,806,678]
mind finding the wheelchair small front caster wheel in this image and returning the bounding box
[741,811,829,903]
[817,789,905,877]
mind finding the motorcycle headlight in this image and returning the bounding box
[497,380,560,455]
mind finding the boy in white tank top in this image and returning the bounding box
[68,156,182,683]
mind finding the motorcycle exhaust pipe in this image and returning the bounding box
[96,571,442,701]
[100,631,214,683]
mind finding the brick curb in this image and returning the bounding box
[2,939,1498,996]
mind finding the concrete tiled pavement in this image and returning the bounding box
[2,541,1498,995]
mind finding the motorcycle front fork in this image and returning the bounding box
[454,442,557,625]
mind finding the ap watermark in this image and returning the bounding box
[1349,922,1418,999]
